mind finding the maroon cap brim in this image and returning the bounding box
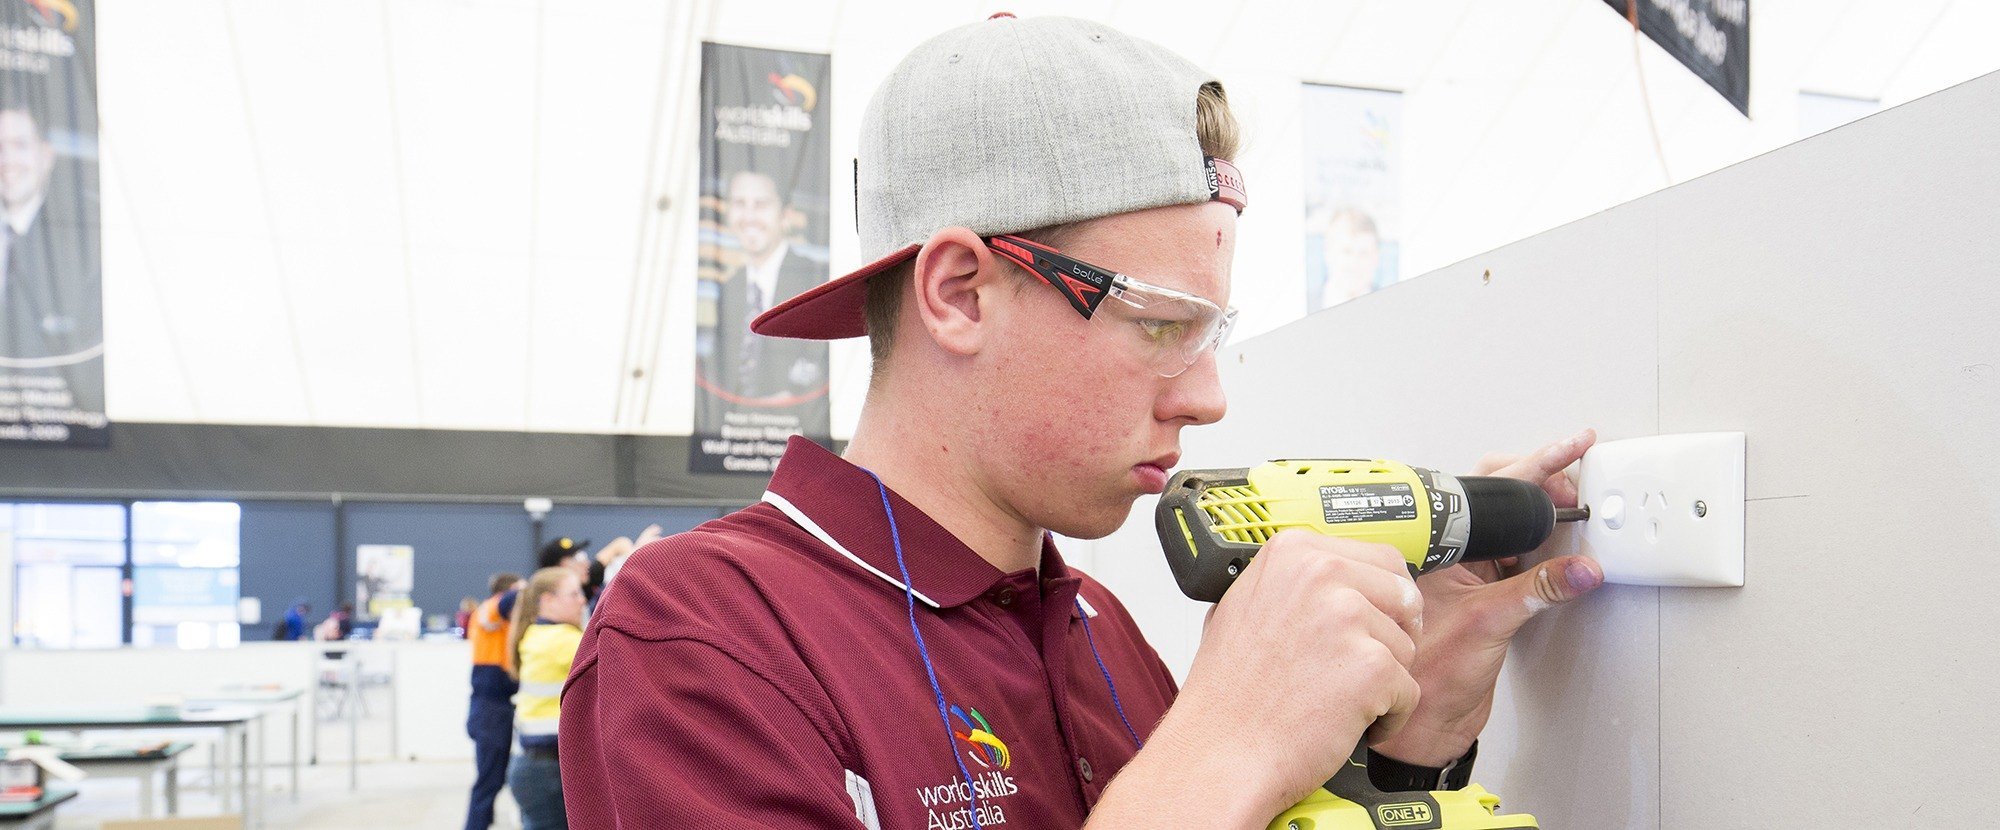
[752,244,921,340]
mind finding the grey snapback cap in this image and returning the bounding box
[754,13,1245,340]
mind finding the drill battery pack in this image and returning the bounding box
[1270,784,1537,830]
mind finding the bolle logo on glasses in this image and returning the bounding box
[1066,263,1110,289]
[23,0,80,31]
[950,704,1010,770]
[767,71,818,111]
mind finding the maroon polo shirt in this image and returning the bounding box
[560,437,1178,829]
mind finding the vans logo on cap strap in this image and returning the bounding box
[1205,156,1248,214]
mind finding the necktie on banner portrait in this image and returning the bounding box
[0,0,105,447]
[690,42,833,476]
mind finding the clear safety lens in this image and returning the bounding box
[1106,278,1238,378]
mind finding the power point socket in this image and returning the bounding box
[1576,432,1745,587]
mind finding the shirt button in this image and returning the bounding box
[1076,756,1094,782]
[994,587,1016,607]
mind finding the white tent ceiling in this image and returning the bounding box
[94,0,1999,435]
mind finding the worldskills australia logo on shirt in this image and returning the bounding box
[951,704,1009,770]
[913,702,1021,829]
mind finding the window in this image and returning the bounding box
[4,501,243,649]
[6,503,126,649]
[132,502,243,649]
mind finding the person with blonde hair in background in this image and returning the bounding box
[505,567,586,829]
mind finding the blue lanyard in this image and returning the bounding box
[861,468,1141,830]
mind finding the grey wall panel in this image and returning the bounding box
[1152,186,1671,824]
[629,434,834,501]
[0,424,614,497]
[342,502,533,625]
[1647,73,2000,825]
[238,500,339,641]
[0,423,773,503]
[228,500,730,643]
[1492,580,1659,827]
[1086,65,1999,830]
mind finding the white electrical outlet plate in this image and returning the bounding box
[1576,432,1745,587]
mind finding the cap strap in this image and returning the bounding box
[1205,157,1248,214]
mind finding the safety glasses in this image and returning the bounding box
[985,235,1237,378]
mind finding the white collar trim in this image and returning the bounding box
[762,490,941,609]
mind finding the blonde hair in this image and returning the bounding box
[863,82,1242,375]
[504,567,577,681]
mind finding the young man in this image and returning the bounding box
[561,15,1602,828]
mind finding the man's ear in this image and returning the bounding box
[912,227,1006,357]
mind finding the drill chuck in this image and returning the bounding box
[1458,475,1558,563]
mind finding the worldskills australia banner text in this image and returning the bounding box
[0,0,104,447]
[691,42,832,475]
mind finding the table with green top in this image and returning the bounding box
[0,706,256,827]
[56,740,194,818]
[187,686,305,805]
[0,786,77,829]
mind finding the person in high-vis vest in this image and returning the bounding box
[463,572,522,830]
[506,567,587,830]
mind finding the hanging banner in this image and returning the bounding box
[1601,0,1750,116]
[1301,83,1401,314]
[691,42,832,475]
[0,0,103,447]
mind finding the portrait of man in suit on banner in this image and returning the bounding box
[1,9,109,448]
[706,168,827,403]
[0,94,101,369]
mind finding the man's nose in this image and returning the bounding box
[1159,350,1227,426]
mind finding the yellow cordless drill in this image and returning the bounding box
[1156,459,1587,830]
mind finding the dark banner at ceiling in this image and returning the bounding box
[691,42,832,475]
[1602,0,1750,116]
[1,0,104,447]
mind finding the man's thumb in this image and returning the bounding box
[1518,555,1604,617]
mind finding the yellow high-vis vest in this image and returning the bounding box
[513,621,584,749]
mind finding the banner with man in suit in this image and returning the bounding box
[691,43,831,474]
[0,0,104,447]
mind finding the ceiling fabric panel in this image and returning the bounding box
[81,0,1997,437]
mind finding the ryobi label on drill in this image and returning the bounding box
[1318,483,1419,524]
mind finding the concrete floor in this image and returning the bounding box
[52,756,519,830]
[31,680,523,830]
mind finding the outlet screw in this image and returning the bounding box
[1693,500,1708,518]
